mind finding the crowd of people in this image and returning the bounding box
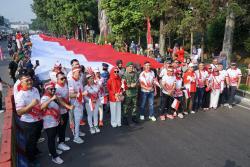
[0,33,243,166]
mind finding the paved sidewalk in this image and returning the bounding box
[0,40,12,150]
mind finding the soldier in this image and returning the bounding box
[122,62,139,125]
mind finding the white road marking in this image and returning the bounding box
[235,104,250,110]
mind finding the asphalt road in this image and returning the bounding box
[38,105,250,167]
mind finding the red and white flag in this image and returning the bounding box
[101,96,108,104]
[171,98,180,111]
[183,89,190,99]
[147,17,153,49]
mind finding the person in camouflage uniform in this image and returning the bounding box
[122,62,139,125]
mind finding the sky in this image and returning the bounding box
[0,0,36,23]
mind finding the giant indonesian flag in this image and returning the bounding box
[31,34,162,80]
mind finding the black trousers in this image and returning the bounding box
[45,126,58,158]
[219,87,228,105]
[161,93,174,115]
[176,96,185,113]
[202,90,211,108]
[58,113,69,143]
[0,91,2,110]
[228,86,237,105]
[20,120,43,162]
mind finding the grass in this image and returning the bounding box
[239,84,250,92]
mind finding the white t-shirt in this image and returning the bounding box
[159,68,167,78]
[68,76,84,106]
[139,71,156,92]
[161,75,176,95]
[13,79,21,99]
[195,70,208,88]
[84,84,101,103]
[174,78,183,97]
[41,95,60,129]
[227,68,242,86]
[211,75,224,91]
[15,87,41,123]
[55,83,69,114]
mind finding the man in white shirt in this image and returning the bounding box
[210,58,219,70]
[139,61,160,122]
[218,63,229,106]
[226,62,242,108]
[194,62,208,112]
[0,77,10,113]
[15,73,43,165]
[160,68,176,120]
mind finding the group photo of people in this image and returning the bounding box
[5,32,243,166]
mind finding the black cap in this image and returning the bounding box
[102,63,109,68]
[116,60,123,66]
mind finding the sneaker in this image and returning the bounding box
[37,137,45,144]
[79,131,86,137]
[52,156,64,164]
[111,124,117,128]
[56,137,70,142]
[90,127,96,134]
[73,137,84,144]
[173,112,177,117]
[122,117,129,126]
[224,103,229,107]
[190,111,196,114]
[228,105,232,109]
[178,113,184,119]
[0,110,4,114]
[117,124,122,127]
[149,116,156,122]
[132,116,139,124]
[160,115,166,121]
[49,149,63,156]
[94,126,100,133]
[80,120,86,126]
[99,120,104,127]
[183,112,188,115]
[166,114,174,120]
[58,143,70,151]
[140,115,145,120]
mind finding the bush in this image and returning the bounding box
[239,84,250,92]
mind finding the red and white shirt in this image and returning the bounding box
[41,95,60,129]
[227,68,242,86]
[195,70,208,88]
[174,78,183,97]
[55,83,69,114]
[84,83,101,103]
[219,70,228,87]
[161,75,176,95]
[15,87,42,123]
[211,75,224,91]
[68,76,84,106]
[67,70,83,83]
[139,71,156,92]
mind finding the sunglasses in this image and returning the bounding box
[208,68,212,69]
[114,71,119,73]
[59,77,66,81]
[48,88,56,92]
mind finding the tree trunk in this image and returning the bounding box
[190,31,193,55]
[98,0,110,43]
[222,10,235,64]
[159,18,166,56]
[201,33,205,61]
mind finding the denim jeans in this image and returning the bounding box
[194,87,205,111]
[139,91,155,117]
[228,86,237,105]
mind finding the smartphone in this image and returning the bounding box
[35,60,40,66]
